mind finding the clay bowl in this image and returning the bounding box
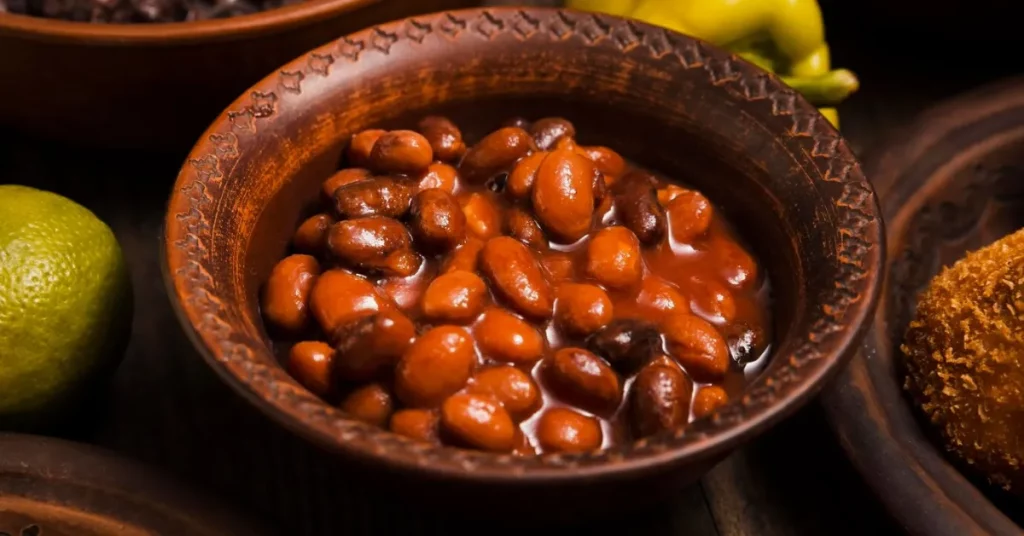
[163,7,883,516]
[0,0,474,150]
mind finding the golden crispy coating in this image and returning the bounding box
[902,228,1024,493]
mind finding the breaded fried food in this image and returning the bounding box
[902,228,1024,493]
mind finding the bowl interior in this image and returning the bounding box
[166,8,881,480]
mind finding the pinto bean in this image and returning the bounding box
[688,276,737,324]
[505,151,546,202]
[585,226,643,289]
[262,254,320,334]
[332,176,415,220]
[630,361,693,438]
[409,188,465,251]
[468,366,540,421]
[617,276,689,319]
[377,275,428,313]
[461,192,503,240]
[322,168,371,204]
[309,269,388,335]
[546,347,622,414]
[395,326,476,407]
[441,393,516,452]
[662,313,730,381]
[716,240,759,289]
[532,146,595,243]
[460,127,535,183]
[417,116,466,162]
[585,318,662,375]
[693,385,729,419]
[293,213,334,255]
[479,236,553,319]
[613,171,666,245]
[555,283,613,336]
[347,130,385,168]
[327,216,411,274]
[530,117,576,151]
[421,270,489,324]
[332,309,416,382]
[368,130,433,174]
[390,409,440,443]
[505,206,548,251]
[416,162,459,194]
[442,237,485,274]
[286,341,334,397]
[577,145,625,182]
[666,190,713,243]
[540,252,575,283]
[536,407,603,453]
[474,307,545,364]
[340,383,393,428]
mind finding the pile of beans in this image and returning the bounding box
[0,0,300,23]
[261,116,771,455]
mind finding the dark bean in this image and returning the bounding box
[368,130,433,174]
[417,116,466,162]
[332,176,415,220]
[327,216,411,275]
[530,117,576,151]
[586,318,662,374]
[612,171,667,245]
[460,127,535,183]
[630,361,693,438]
[409,189,465,252]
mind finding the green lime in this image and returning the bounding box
[0,185,132,426]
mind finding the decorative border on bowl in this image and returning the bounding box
[167,8,882,476]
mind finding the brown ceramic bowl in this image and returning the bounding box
[163,7,884,515]
[0,0,474,150]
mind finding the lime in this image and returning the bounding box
[0,185,132,426]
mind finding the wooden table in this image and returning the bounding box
[0,8,1014,535]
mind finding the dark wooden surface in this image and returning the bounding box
[0,6,1016,535]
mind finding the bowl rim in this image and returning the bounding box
[0,0,375,45]
[163,6,885,483]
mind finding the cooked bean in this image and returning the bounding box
[613,171,666,245]
[666,190,713,243]
[347,129,385,168]
[309,269,388,335]
[340,383,393,428]
[368,130,433,174]
[585,226,643,289]
[333,309,416,382]
[416,162,459,194]
[506,206,548,251]
[421,270,488,324]
[468,366,540,421]
[540,252,576,283]
[555,283,613,336]
[506,151,546,202]
[688,276,737,324]
[620,276,689,318]
[461,127,535,183]
[693,385,729,419]
[327,216,411,273]
[417,116,466,162]
[441,393,516,452]
[293,213,334,254]
[546,347,622,414]
[461,192,503,240]
[657,184,687,207]
[479,236,553,319]
[530,117,576,151]
[586,318,662,375]
[262,254,320,334]
[536,407,603,453]
[724,322,769,365]
[395,326,476,407]
[532,146,595,243]
[577,146,625,182]
[390,409,440,443]
[662,313,730,381]
[442,237,485,273]
[630,361,693,438]
[322,168,371,204]
[378,276,427,313]
[383,250,424,278]
[474,307,545,364]
[332,176,415,220]
[410,189,465,251]
[716,240,759,289]
[286,341,334,397]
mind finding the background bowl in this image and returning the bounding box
[163,7,883,515]
[0,0,475,150]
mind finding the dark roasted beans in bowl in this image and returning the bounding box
[260,116,772,454]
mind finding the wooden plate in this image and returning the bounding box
[821,78,1024,536]
[0,434,264,536]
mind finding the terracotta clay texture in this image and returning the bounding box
[823,77,1024,536]
[163,7,883,516]
[0,0,475,149]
